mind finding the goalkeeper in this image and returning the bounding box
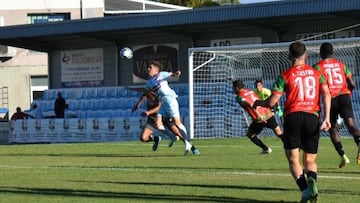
[233,79,283,154]
[254,80,283,118]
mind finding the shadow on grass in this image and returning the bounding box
[71,179,295,192]
[0,153,187,158]
[0,186,296,203]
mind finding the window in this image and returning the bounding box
[27,13,70,54]
[30,76,48,102]
[28,13,70,24]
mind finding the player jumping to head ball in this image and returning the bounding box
[145,60,200,156]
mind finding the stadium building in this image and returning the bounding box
[0,0,359,143]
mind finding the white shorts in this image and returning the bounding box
[158,96,180,118]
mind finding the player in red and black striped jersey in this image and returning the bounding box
[232,80,283,154]
[254,41,331,203]
[313,42,360,168]
[132,90,165,151]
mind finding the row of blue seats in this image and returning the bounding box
[60,107,190,119]
[38,95,190,113]
[41,84,190,100]
[34,84,189,117]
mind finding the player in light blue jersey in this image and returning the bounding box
[145,61,200,155]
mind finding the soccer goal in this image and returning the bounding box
[188,37,360,139]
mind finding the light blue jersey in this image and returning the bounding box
[145,71,179,118]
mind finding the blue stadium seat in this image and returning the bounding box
[65,110,78,118]
[113,99,124,109]
[121,109,132,117]
[178,95,189,107]
[45,100,55,111]
[98,88,108,98]
[88,88,98,98]
[86,110,97,118]
[81,89,88,99]
[180,107,189,117]
[95,99,105,110]
[127,90,138,97]
[133,110,143,117]
[76,100,86,111]
[37,101,46,112]
[60,89,68,99]
[101,110,112,118]
[49,90,58,100]
[108,87,118,97]
[42,90,50,100]
[180,85,189,95]
[123,98,135,109]
[85,100,95,110]
[67,99,77,111]
[75,111,86,119]
[172,85,180,94]
[104,99,115,110]
[118,88,128,97]
[112,110,124,117]
[70,89,82,99]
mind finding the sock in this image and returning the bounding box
[149,135,155,142]
[296,174,308,192]
[184,140,192,150]
[177,124,190,142]
[249,136,268,150]
[307,171,317,181]
[333,142,345,156]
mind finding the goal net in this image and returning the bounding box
[188,38,360,139]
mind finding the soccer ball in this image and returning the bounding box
[120,47,133,59]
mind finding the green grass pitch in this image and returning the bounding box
[0,137,358,202]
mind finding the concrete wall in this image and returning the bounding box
[0,0,104,116]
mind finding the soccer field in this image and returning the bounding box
[0,137,358,202]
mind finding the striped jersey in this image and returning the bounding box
[235,88,273,123]
[272,64,326,117]
[313,58,352,97]
[145,71,178,100]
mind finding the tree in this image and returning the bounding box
[156,0,240,8]
[188,0,220,8]
[157,0,221,8]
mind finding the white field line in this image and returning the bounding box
[0,164,359,180]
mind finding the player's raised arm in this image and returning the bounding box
[253,93,280,109]
[171,70,181,77]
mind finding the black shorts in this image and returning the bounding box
[330,94,354,126]
[248,116,279,135]
[283,112,320,153]
[146,116,157,130]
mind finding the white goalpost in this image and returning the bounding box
[188,37,360,139]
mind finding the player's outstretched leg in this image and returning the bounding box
[152,135,161,151]
[162,117,180,147]
[176,122,200,156]
[329,128,350,168]
[168,136,179,147]
[247,132,271,154]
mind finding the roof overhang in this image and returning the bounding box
[0,0,359,52]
